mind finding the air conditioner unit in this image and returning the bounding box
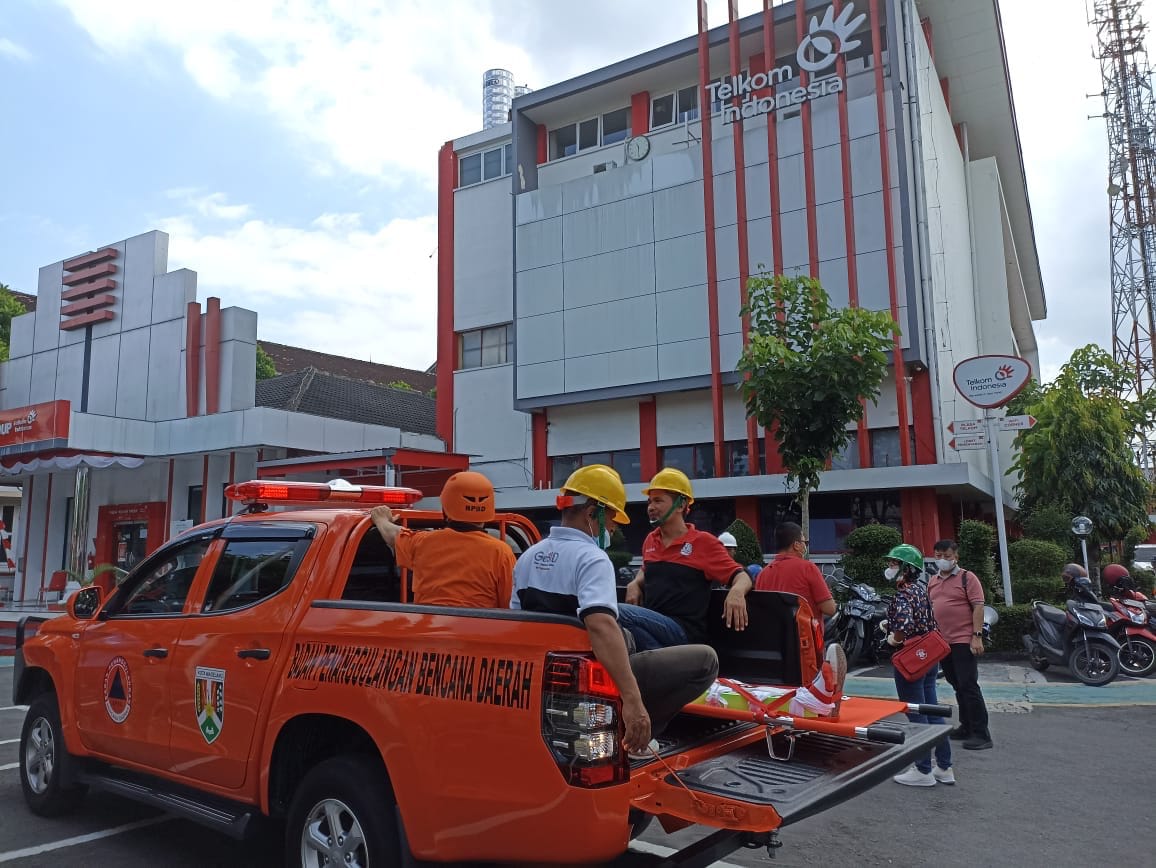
[594,161,617,174]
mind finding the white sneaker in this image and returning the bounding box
[629,739,659,761]
[893,766,936,787]
[933,766,956,785]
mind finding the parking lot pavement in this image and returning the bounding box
[1,666,1153,867]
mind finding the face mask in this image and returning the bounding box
[587,509,612,549]
[935,558,955,572]
[884,566,899,582]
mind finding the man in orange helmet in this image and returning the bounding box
[371,470,514,608]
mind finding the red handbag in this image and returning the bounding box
[892,629,950,681]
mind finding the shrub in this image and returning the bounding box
[1134,567,1156,591]
[606,528,632,572]
[1124,524,1149,568]
[840,523,902,587]
[1020,505,1075,550]
[987,604,1033,654]
[725,518,764,569]
[1011,576,1066,605]
[958,520,997,598]
[1008,539,1067,584]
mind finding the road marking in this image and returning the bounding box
[0,818,171,863]
[0,763,18,771]
[0,706,28,712]
[629,839,745,866]
[0,738,18,745]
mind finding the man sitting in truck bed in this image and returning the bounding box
[513,464,718,758]
[371,470,514,608]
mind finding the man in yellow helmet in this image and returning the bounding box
[513,464,718,759]
[621,468,752,651]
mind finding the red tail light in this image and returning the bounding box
[541,653,627,789]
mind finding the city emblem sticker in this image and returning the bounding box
[680,542,693,557]
[195,666,226,744]
[103,656,133,724]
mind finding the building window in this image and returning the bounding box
[831,436,861,471]
[652,86,700,129]
[457,324,512,370]
[870,428,916,468]
[187,485,204,523]
[660,443,715,479]
[548,107,631,160]
[552,449,643,487]
[458,143,513,188]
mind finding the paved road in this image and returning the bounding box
[0,664,1152,867]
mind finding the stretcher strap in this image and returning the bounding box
[716,678,797,723]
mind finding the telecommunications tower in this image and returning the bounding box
[1092,0,1156,468]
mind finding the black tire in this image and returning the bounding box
[1117,636,1156,678]
[1070,642,1119,686]
[842,631,864,668]
[286,755,400,868]
[20,692,86,816]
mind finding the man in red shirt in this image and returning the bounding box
[755,522,837,618]
[621,468,752,650]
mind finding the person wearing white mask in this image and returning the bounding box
[927,539,992,751]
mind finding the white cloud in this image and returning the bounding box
[156,202,437,370]
[0,38,33,62]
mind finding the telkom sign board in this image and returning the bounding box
[952,356,1033,409]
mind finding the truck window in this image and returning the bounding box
[201,538,310,613]
[116,537,213,616]
[339,525,401,603]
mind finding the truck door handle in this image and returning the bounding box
[143,648,168,658]
[237,648,271,660]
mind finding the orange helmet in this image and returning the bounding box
[440,471,495,523]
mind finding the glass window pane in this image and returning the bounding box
[481,326,503,349]
[727,441,748,477]
[483,148,503,180]
[613,449,642,484]
[459,153,481,186]
[550,125,577,159]
[693,443,715,479]
[117,538,212,616]
[676,86,699,123]
[578,117,599,150]
[503,143,513,175]
[203,539,303,613]
[870,428,902,468]
[583,452,611,467]
[552,454,581,487]
[462,330,481,352]
[461,348,481,369]
[831,436,860,470]
[662,445,693,475]
[602,107,630,144]
[651,93,675,128]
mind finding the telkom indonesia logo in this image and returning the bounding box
[994,364,1015,381]
[796,2,868,73]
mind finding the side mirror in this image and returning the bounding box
[69,585,103,620]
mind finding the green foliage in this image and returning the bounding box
[738,274,897,536]
[840,523,902,586]
[388,380,416,391]
[987,604,1033,653]
[1020,504,1076,551]
[725,518,764,568]
[958,520,997,597]
[0,284,28,362]
[1011,576,1066,605]
[1007,539,1067,583]
[64,563,128,588]
[255,343,278,380]
[1133,567,1155,590]
[1008,345,1155,548]
[1123,524,1149,567]
[425,387,437,399]
[606,528,632,572]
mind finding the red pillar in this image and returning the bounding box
[630,92,650,135]
[185,301,202,418]
[639,400,658,481]
[204,297,221,414]
[911,369,937,465]
[901,488,941,555]
[531,412,550,489]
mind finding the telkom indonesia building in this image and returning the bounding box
[437,0,1045,556]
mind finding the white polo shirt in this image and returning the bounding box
[512,526,619,620]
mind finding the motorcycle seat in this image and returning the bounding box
[1035,604,1067,625]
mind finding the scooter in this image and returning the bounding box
[1023,596,1121,686]
[824,572,888,666]
[1102,595,1156,677]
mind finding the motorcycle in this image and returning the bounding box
[1101,595,1156,677]
[1023,590,1121,686]
[824,571,890,667]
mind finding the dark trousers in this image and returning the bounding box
[940,643,990,738]
[630,644,719,736]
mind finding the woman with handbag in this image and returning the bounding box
[881,544,954,787]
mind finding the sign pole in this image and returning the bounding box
[986,413,1014,605]
[1080,537,1090,577]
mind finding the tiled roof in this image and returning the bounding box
[255,367,438,436]
[259,340,436,393]
[7,290,36,312]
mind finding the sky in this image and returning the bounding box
[0,0,1141,378]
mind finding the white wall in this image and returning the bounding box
[454,180,514,332]
[453,364,532,493]
[547,398,638,455]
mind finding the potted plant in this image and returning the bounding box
[63,563,127,602]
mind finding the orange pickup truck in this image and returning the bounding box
[15,480,948,866]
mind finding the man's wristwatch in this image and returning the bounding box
[973,632,984,638]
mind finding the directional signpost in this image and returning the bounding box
[952,355,1035,605]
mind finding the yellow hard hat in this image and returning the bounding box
[558,464,630,525]
[642,467,694,505]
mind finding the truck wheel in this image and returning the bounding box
[20,693,86,816]
[287,755,400,868]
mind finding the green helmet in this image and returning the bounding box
[886,544,925,573]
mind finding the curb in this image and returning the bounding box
[845,673,1156,708]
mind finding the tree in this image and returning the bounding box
[387,380,415,391]
[724,518,764,568]
[0,284,28,362]
[1007,344,1155,550]
[255,343,278,380]
[737,273,898,539]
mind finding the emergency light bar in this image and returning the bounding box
[224,479,423,507]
